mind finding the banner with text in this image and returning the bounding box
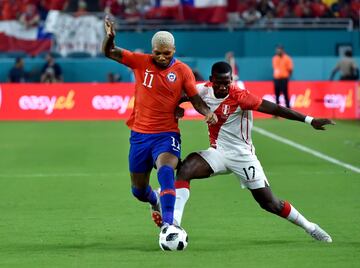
[0,82,358,121]
[44,11,104,57]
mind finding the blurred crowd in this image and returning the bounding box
[0,0,359,25]
[237,0,360,24]
[0,0,153,23]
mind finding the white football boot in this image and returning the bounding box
[306,224,332,243]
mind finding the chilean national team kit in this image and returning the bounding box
[119,49,197,172]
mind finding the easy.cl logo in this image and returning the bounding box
[19,90,75,115]
[324,90,353,113]
[92,95,131,114]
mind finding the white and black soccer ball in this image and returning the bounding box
[159,225,188,251]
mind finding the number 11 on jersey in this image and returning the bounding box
[171,137,181,151]
[143,71,154,88]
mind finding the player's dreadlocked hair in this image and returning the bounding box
[151,31,175,48]
[211,61,232,76]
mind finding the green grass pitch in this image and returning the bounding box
[0,119,359,268]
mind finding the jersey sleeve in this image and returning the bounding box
[352,59,358,68]
[119,49,148,69]
[182,65,198,97]
[272,56,276,68]
[196,83,208,99]
[230,85,262,111]
[287,55,293,71]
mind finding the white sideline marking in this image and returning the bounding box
[253,126,360,174]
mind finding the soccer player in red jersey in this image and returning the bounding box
[174,62,334,242]
[102,17,217,230]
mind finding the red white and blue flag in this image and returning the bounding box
[149,0,227,23]
[0,21,51,56]
[182,0,227,24]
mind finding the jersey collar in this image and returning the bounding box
[167,57,176,68]
[152,57,176,70]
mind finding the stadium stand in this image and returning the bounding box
[1,1,358,24]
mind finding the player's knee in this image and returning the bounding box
[176,170,192,182]
[131,186,149,202]
[176,153,198,182]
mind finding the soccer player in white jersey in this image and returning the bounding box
[173,61,334,242]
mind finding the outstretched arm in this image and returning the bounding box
[257,99,335,130]
[329,66,339,81]
[189,94,217,124]
[102,17,123,62]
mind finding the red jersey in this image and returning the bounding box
[119,49,197,133]
[197,82,262,152]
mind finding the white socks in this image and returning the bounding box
[284,202,315,232]
[173,188,190,226]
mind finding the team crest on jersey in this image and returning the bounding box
[222,104,230,115]
[167,72,177,82]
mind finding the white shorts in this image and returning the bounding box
[197,147,269,190]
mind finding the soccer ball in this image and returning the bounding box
[159,225,188,251]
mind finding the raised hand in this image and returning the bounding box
[311,118,336,130]
[104,16,115,38]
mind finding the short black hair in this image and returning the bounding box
[345,49,352,57]
[211,61,232,75]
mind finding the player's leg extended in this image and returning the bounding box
[250,186,332,242]
[155,152,178,226]
[128,131,159,209]
[230,156,332,243]
[174,153,214,226]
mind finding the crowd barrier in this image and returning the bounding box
[0,81,358,121]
